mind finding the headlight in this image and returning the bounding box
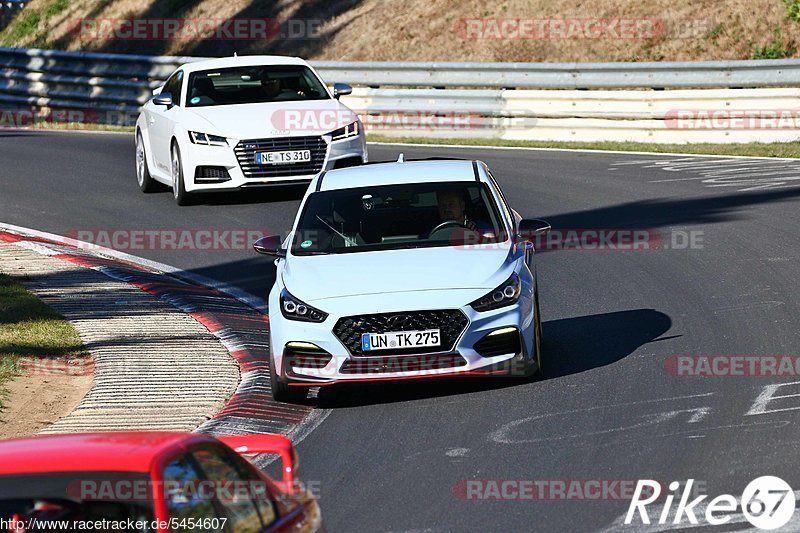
[280,289,328,322]
[189,131,228,147]
[328,121,359,141]
[470,272,521,312]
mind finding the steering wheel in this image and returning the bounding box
[429,220,468,237]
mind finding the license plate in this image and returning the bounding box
[255,149,311,165]
[361,330,441,351]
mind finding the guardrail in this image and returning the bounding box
[314,59,800,89]
[1,46,799,143]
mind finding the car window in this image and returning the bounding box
[186,65,329,107]
[162,455,221,532]
[191,446,277,532]
[163,70,184,106]
[291,181,509,255]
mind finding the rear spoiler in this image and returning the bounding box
[217,434,299,492]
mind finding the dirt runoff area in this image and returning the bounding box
[0,357,93,438]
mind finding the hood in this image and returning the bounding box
[282,245,516,303]
[183,99,358,140]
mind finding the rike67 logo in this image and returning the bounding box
[626,477,796,530]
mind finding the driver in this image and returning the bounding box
[260,75,281,100]
[436,189,479,231]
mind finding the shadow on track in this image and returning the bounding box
[190,184,309,206]
[540,308,672,379]
[313,308,672,408]
[190,256,277,299]
[543,187,800,232]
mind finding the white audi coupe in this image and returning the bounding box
[135,55,367,205]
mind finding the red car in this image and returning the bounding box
[0,432,322,532]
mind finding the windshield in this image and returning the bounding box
[290,181,508,255]
[186,65,329,107]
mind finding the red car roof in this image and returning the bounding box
[0,432,214,475]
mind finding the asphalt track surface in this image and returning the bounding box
[2,130,800,532]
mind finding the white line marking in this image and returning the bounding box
[0,222,267,313]
[612,156,800,191]
[490,394,713,444]
[574,420,790,451]
[747,382,800,416]
[368,142,800,161]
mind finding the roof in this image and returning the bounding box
[0,432,213,475]
[315,159,481,192]
[181,55,309,74]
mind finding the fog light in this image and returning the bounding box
[474,327,521,357]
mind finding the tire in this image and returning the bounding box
[170,142,192,206]
[136,132,162,193]
[270,360,308,403]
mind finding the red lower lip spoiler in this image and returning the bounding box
[286,368,508,386]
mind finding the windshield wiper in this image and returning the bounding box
[294,249,332,255]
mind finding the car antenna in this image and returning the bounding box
[397,153,405,163]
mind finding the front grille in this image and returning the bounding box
[333,310,469,356]
[234,136,327,179]
[474,328,521,357]
[340,354,467,374]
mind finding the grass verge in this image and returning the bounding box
[3,128,799,158]
[0,273,88,408]
[367,135,800,158]
[0,0,72,48]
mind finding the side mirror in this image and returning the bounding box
[253,235,286,258]
[333,83,352,99]
[518,219,551,240]
[152,92,173,106]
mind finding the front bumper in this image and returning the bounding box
[182,133,367,193]
[270,300,535,385]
